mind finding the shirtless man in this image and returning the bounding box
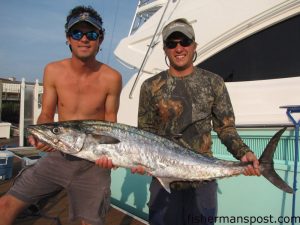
[0,6,122,225]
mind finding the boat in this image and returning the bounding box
[1,1,299,223]
[111,0,300,222]
[116,0,300,127]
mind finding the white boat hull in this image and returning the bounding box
[115,0,300,127]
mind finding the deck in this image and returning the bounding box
[0,139,148,225]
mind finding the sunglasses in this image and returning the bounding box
[164,38,194,49]
[69,30,101,41]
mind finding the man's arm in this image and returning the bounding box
[240,152,260,176]
[38,64,58,123]
[96,71,147,174]
[138,81,160,134]
[95,69,122,168]
[104,70,122,122]
[28,64,58,151]
[211,76,260,176]
[131,80,158,175]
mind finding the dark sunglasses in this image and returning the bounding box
[70,30,101,41]
[164,38,194,49]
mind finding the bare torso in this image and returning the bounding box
[56,62,107,120]
[40,58,122,122]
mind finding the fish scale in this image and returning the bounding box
[27,120,293,193]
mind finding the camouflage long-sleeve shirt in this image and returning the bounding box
[138,67,251,160]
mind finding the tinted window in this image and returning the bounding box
[199,14,300,82]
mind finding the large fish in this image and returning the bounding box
[27,120,293,193]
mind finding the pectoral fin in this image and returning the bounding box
[90,133,120,144]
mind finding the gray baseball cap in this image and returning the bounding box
[162,18,195,41]
[66,12,103,33]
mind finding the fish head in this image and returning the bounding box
[27,121,87,154]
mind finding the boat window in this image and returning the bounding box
[198,14,300,82]
[139,0,157,6]
[131,6,162,35]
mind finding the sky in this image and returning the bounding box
[0,0,139,83]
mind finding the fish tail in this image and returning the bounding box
[259,127,293,193]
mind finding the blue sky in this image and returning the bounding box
[0,0,139,83]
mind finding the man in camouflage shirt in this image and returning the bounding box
[137,18,260,225]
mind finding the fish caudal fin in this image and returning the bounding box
[259,127,293,193]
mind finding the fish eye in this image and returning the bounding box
[52,127,60,134]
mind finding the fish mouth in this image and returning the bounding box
[27,125,85,154]
[27,126,61,147]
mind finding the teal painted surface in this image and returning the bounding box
[110,128,300,224]
[212,128,298,163]
[216,176,298,225]
[111,168,151,220]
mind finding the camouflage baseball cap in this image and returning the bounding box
[162,18,195,41]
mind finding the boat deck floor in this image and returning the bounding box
[0,147,147,225]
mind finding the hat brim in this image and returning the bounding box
[66,14,102,33]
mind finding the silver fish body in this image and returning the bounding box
[27,120,293,193]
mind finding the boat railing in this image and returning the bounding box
[129,0,172,98]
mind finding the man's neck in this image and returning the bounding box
[168,66,194,78]
[70,56,99,74]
